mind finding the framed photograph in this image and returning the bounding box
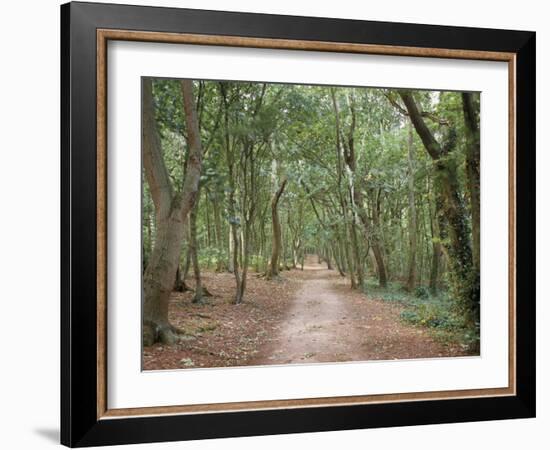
[61,1,535,447]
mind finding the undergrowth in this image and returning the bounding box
[364,279,479,352]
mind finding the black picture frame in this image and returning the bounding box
[61,1,535,447]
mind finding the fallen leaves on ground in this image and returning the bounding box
[143,264,476,371]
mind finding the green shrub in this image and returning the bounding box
[415,285,430,299]
[365,277,479,349]
[400,298,463,330]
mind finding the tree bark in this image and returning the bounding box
[267,178,287,278]
[462,92,481,273]
[370,190,388,288]
[429,240,443,295]
[429,184,444,294]
[212,194,225,272]
[325,247,334,270]
[189,199,203,303]
[228,226,235,273]
[174,264,190,292]
[406,124,417,292]
[142,78,203,346]
[220,83,247,304]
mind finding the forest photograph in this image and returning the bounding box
[141,77,481,370]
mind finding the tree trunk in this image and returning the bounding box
[406,124,417,292]
[371,243,387,287]
[343,225,358,289]
[142,78,203,346]
[228,226,235,273]
[174,264,190,292]
[462,92,481,273]
[333,243,346,276]
[231,222,243,303]
[267,178,287,278]
[325,247,334,270]
[189,200,203,303]
[143,209,187,346]
[182,244,192,280]
[429,184,443,294]
[213,195,225,272]
[349,218,364,286]
[429,241,443,295]
[237,222,252,303]
[370,191,388,288]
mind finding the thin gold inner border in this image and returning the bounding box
[96,29,517,420]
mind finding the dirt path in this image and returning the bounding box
[251,258,467,365]
[144,257,470,370]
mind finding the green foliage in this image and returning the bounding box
[414,285,430,299]
[365,277,479,348]
[400,297,464,330]
[197,246,227,269]
[143,77,480,351]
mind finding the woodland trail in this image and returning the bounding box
[251,257,463,365]
[144,256,471,370]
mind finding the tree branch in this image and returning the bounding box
[179,79,204,220]
[398,90,443,160]
[385,92,450,126]
[142,78,174,221]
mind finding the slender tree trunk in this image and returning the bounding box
[226,163,243,302]
[228,226,235,273]
[213,196,225,272]
[292,238,300,269]
[336,237,347,276]
[371,244,387,287]
[406,124,417,292]
[371,191,388,287]
[281,220,288,270]
[189,200,203,303]
[259,215,267,272]
[231,221,243,303]
[219,83,251,304]
[182,244,192,280]
[236,222,252,303]
[343,225,357,289]
[333,242,346,276]
[142,78,203,346]
[429,237,443,295]
[462,92,481,274]
[174,264,190,292]
[349,218,364,286]
[267,178,287,278]
[325,246,334,270]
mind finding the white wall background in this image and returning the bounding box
[0,0,546,448]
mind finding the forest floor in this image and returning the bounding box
[143,258,474,370]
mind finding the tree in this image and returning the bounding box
[219,82,270,303]
[267,175,287,278]
[142,78,203,346]
[428,181,444,294]
[331,88,364,288]
[188,201,205,303]
[462,92,480,273]
[406,123,417,292]
[399,90,478,323]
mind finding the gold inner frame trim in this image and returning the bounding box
[96,28,517,420]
